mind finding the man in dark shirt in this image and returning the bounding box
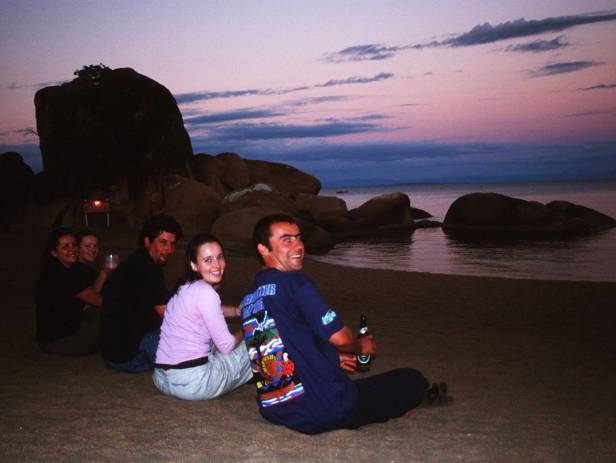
[101,214,182,372]
[241,214,438,434]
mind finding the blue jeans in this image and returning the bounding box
[104,330,160,373]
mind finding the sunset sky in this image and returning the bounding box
[1,0,615,186]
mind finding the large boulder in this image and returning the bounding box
[245,159,321,197]
[220,184,299,216]
[308,192,414,240]
[211,207,333,252]
[24,175,221,234]
[0,152,34,229]
[349,192,414,231]
[136,175,221,236]
[34,66,192,200]
[295,193,348,223]
[191,152,250,196]
[443,192,616,234]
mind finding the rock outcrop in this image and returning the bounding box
[35,67,192,200]
[0,152,35,230]
[211,206,333,252]
[245,159,321,197]
[26,67,420,247]
[311,192,415,240]
[443,192,616,234]
[191,152,251,197]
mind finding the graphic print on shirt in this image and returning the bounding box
[242,285,304,407]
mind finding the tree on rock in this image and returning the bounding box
[74,63,112,84]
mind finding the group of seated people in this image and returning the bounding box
[35,228,107,356]
[35,214,447,434]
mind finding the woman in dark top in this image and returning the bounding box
[76,228,113,292]
[35,228,103,356]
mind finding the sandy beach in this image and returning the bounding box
[1,228,615,463]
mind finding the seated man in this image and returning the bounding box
[100,214,182,373]
[241,214,445,434]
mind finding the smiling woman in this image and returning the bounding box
[153,232,252,401]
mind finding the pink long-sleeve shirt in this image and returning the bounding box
[155,280,236,365]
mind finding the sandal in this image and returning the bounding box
[423,382,452,406]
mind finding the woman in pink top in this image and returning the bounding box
[153,233,252,400]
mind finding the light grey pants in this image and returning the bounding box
[153,342,252,400]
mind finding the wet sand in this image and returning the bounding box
[1,229,615,462]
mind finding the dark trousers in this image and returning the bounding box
[354,368,428,426]
[38,306,100,356]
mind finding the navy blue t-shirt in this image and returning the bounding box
[241,268,359,434]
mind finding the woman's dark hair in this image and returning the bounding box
[37,227,75,288]
[173,232,224,293]
[76,228,97,246]
[42,227,75,263]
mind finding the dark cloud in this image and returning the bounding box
[349,114,390,121]
[283,95,355,107]
[174,73,393,105]
[504,36,569,52]
[175,88,267,104]
[0,128,37,137]
[323,11,616,62]
[564,108,616,117]
[14,136,616,186]
[578,83,616,91]
[203,121,381,142]
[322,44,404,63]
[8,80,66,90]
[529,60,604,77]
[315,72,393,87]
[438,11,616,47]
[189,139,616,187]
[185,109,284,126]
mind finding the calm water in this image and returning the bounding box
[310,180,616,282]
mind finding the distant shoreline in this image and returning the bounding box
[321,176,616,191]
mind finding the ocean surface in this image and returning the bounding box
[310,180,616,282]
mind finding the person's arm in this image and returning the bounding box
[200,288,237,354]
[328,326,376,355]
[75,287,102,308]
[154,304,166,318]
[221,304,241,318]
[232,329,244,348]
[90,268,110,293]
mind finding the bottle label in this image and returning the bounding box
[357,354,370,364]
[358,327,368,335]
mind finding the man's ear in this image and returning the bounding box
[144,236,151,249]
[257,243,269,258]
[51,249,58,258]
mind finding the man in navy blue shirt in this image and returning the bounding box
[241,214,435,434]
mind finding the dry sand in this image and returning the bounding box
[1,229,615,462]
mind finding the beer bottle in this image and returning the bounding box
[356,314,371,372]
